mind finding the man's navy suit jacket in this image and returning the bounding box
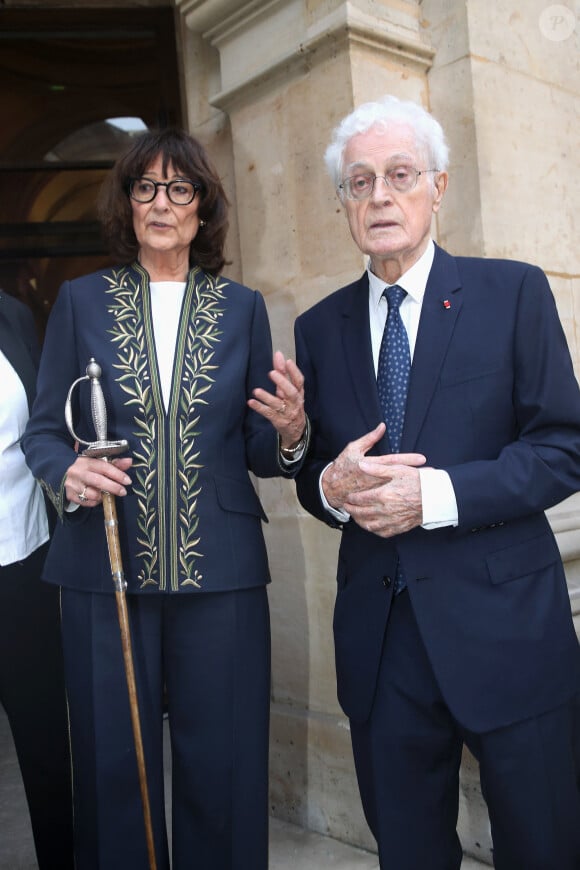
[295,244,580,734]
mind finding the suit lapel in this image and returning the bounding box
[402,246,463,451]
[341,273,385,435]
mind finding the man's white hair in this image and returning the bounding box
[324,95,450,190]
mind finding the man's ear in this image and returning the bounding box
[432,171,448,213]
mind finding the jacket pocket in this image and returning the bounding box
[439,363,506,388]
[214,474,268,522]
[486,533,558,585]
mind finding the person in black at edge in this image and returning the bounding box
[0,288,74,869]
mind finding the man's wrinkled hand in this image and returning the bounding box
[322,422,425,512]
[345,459,424,538]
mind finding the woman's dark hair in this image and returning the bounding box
[97,127,229,275]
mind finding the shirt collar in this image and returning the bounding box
[367,239,435,309]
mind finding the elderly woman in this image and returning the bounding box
[23,127,308,870]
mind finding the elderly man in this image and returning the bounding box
[294,96,580,869]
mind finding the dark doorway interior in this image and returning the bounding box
[0,7,182,335]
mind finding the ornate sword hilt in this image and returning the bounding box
[65,358,128,458]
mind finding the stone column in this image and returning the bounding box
[174,0,437,851]
[422,1,580,862]
[174,0,579,861]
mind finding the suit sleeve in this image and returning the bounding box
[294,317,343,525]
[244,290,304,479]
[447,265,580,531]
[22,282,83,519]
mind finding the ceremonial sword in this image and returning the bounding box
[65,358,157,870]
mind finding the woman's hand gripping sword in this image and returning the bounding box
[65,358,157,870]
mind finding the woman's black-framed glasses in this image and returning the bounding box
[129,178,201,206]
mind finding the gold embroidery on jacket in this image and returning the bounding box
[175,273,226,589]
[104,266,226,591]
[105,268,159,588]
[40,477,66,521]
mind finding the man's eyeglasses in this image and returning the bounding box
[339,165,439,200]
[129,178,201,206]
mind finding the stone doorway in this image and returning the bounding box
[0,6,183,335]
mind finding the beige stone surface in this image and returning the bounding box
[265,511,340,713]
[458,748,494,866]
[270,816,380,870]
[550,274,579,375]
[177,24,244,282]
[466,0,579,87]
[473,60,578,272]
[270,703,375,851]
[574,276,580,371]
[427,57,485,256]
[270,815,491,869]
[421,0,579,274]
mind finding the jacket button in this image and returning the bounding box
[382,576,392,588]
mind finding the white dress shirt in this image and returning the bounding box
[0,351,49,564]
[150,281,187,410]
[321,240,458,528]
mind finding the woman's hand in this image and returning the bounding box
[64,455,133,508]
[248,350,306,448]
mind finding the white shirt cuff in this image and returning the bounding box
[279,445,306,465]
[319,463,351,522]
[420,468,458,528]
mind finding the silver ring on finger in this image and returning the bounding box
[78,485,89,503]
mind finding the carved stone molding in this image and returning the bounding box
[175,0,274,35]
[174,0,435,110]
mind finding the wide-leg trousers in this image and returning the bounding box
[350,588,580,870]
[0,543,74,870]
[60,585,271,870]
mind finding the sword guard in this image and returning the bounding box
[82,440,129,459]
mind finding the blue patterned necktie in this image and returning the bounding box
[377,284,411,593]
[377,285,411,454]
